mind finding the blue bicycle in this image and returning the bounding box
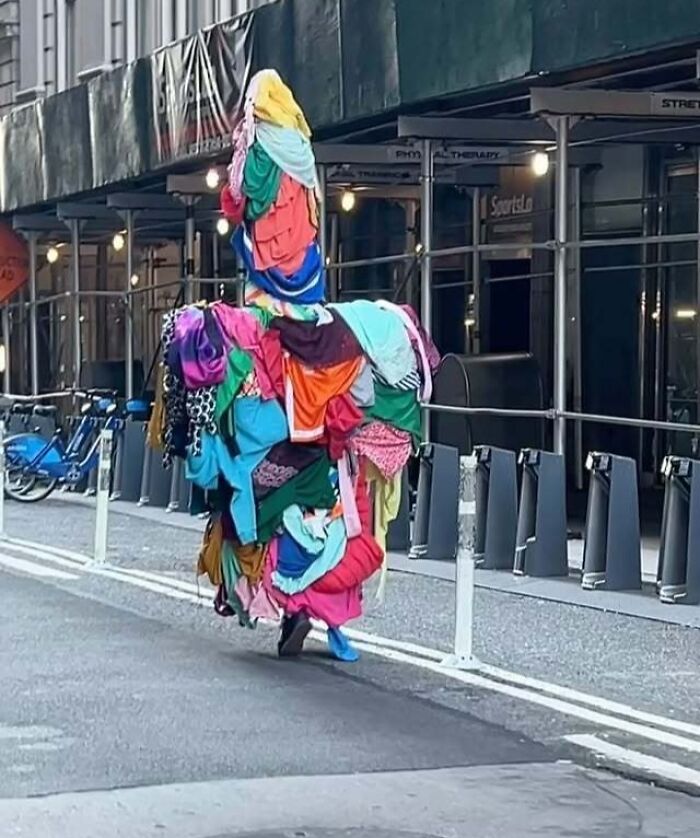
[3,390,148,503]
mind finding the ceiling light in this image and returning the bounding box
[46,246,59,264]
[216,217,231,236]
[675,308,697,320]
[112,232,125,252]
[531,152,550,177]
[206,168,221,190]
[341,190,356,212]
[130,273,140,287]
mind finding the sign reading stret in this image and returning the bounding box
[650,92,700,117]
[0,224,28,304]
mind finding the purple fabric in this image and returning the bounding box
[169,308,229,390]
[400,304,441,372]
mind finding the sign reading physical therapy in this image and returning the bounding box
[0,224,28,304]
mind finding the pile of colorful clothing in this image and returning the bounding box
[158,69,439,661]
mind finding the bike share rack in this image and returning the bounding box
[409,442,460,560]
[657,456,700,605]
[581,452,642,591]
[514,449,568,577]
[473,445,518,569]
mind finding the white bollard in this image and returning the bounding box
[443,454,480,670]
[0,418,5,539]
[93,428,113,565]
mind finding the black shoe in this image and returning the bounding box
[278,612,312,657]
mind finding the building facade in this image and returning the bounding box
[2,0,700,493]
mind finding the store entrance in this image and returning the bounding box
[484,258,530,354]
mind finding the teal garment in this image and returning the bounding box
[256,121,317,190]
[328,300,416,386]
[185,433,220,490]
[243,142,283,220]
[281,506,329,554]
[272,514,347,595]
[187,397,288,544]
[221,541,255,629]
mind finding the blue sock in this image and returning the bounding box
[327,627,360,662]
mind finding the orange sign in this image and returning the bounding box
[0,223,29,304]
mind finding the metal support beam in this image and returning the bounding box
[420,139,433,336]
[318,163,333,301]
[28,233,39,395]
[70,219,82,389]
[125,210,135,400]
[553,116,570,457]
[471,187,481,354]
[1,305,10,394]
[185,198,195,304]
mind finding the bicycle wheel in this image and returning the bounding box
[3,442,58,503]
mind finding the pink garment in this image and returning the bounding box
[401,304,441,372]
[210,302,276,400]
[351,421,412,480]
[228,119,254,202]
[337,451,361,538]
[264,538,362,627]
[234,576,280,621]
[252,174,317,274]
[376,300,433,401]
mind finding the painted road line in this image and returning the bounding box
[2,535,89,564]
[317,636,700,756]
[565,734,700,789]
[0,553,78,581]
[8,538,700,751]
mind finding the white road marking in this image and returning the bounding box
[0,725,63,742]
[7,536,700,763]
[309,634,700,756]
[566,733,700,789]
[0,553,78,581]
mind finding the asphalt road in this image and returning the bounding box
[1,501,699,836]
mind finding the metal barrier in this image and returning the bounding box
[658,457,700,605]
[581,453,642,592]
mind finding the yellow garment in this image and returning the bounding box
[366,462,402,602]
[146,365,165,450]
[233,542,267,584]
[197,516,223,586]
[253,71,312,139]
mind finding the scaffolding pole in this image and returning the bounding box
[70,219,82,389]
[28,233,39,395]
[184,198,195,305]
[420,139,434,336]
[553,116,570,457]
[125,209,135,400]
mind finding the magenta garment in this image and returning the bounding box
[172,307,228,389]
[210,302,276,400]
[351,421,412,480]
[264,538,362,627]
[400,304,441,372]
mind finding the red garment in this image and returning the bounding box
[252,174,317,274]
[220,184,246,226]
[258,330,285,400]
[313,470,384,594]
[323,394,363,461]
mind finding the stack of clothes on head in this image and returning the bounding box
[158,69,439,662]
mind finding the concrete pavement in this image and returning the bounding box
[1,497,699,835]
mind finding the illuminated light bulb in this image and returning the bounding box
[130,273,140,287]
[341,190,356,212]
[46,246,59,264]
[531,152,550,177]
[206,168,221,190]
[216,217,231,236]
[112,232,125,251]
